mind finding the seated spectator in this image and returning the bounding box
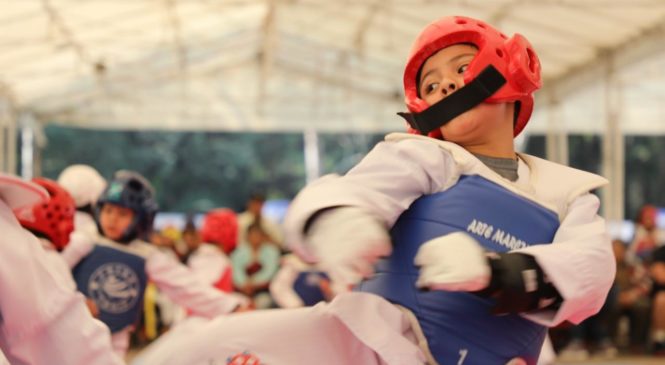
[650,245,665,355]
[232,222,281,308]
[629,205,664,263]
[559,282,619,360]
[161,226,188,261]
[181,218,201,263]
[238,192,284,250]
[608,239,651,353]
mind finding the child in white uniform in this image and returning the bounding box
[14,178,77,287]
[67,170,242,357]
[0,173,122,365]
[135,15,614,365]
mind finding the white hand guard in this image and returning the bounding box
[305,207,392,287]
[61,230,95,268]
[415,231,491,292]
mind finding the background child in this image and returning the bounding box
[232,222,281,308]
[649,244,665,354]
[191,208,239,293]
[68,170,242,357]
[14,178,76,280]
[237,192,284,250]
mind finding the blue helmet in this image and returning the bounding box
[96,170,158,242]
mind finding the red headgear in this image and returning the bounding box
[14,178,76,250]
[201,208,238,254]
[403,15,541,138]
[638,205,658,229]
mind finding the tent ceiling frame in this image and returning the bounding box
[543,15,665,99]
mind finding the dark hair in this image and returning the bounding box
[246,220,265,235]
[248,191,266,203]
[183,221,197,234]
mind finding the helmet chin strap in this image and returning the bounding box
[398,65,506,135]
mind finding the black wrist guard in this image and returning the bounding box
[475,253,562,314]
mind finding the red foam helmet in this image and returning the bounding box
[15,178,76,250]
[201,208,238,254]
[403,15,541,138]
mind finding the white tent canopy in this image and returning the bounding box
[0,0,664,134]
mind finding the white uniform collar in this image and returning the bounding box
[385,133,608,220]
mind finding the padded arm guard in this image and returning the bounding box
[478,253,562,314]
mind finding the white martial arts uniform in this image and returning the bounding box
[135,133,615,365]
[0,173,122,365]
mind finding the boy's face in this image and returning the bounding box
[247,227,264,247]
[418,44,476,104]
[99,203,135,241]
[419,44,514,151]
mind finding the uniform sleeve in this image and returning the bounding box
[284,138,457,253]
[516,193,616,326]
[146,250,240,318]
[269,258,305,308]
[187,248,228,286]
[0,207,122,365]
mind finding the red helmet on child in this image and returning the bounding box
[14,178,76,250]
[201,208,238,254]
[401,15,541,138]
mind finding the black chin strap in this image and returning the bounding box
[398,65,506,135]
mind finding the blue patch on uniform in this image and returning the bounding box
[293,271,330,306]
[73,245,148,333]
[356,175,560,365]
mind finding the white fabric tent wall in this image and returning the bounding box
[2,0,665,220]
[2,1,664,132]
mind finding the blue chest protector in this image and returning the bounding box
[73,245,148,333]
[293,271,330,306]
[356,175,560,365]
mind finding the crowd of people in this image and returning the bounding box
[0,13,663,365]
[555,204,665,361]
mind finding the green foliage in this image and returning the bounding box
[318,133,385,175]
[625,136,665,220]
[39,125,385,213]
[41,126,306,212]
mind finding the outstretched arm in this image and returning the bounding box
[147,250,241,318]
[285,138,457,285]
